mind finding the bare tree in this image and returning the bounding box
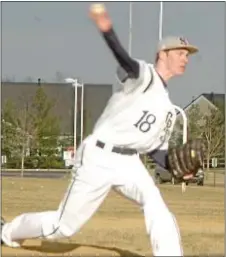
[202,106,225,171]
[2,86,61,170]
[186,104,204,140]
[16,104,31,175]
[1,100,31,175]
[169,104,204,147]
[182,104,224,170]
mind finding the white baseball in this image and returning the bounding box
[91,4,105,14]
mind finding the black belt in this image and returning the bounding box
[96,140,137,156]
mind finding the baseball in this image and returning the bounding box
[90,3,105,14]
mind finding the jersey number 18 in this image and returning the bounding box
[134,111,156,133]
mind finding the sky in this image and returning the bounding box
[1,1,225,108]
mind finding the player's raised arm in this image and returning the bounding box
[89,3,139,80]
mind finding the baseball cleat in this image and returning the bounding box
[1,217,23,247]
[1,217,5,245]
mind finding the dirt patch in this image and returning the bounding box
[2,177,224,256]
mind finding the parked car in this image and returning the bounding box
[154,165,204,186]
[187,168,205,186]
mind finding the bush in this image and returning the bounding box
[4,156,65,169]
[38,156,65,169]
[5,157,21,169]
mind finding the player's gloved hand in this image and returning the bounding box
[167,139,206,180]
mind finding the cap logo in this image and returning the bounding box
[179,37,189,45]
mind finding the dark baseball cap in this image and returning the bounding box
[157,36,198,54]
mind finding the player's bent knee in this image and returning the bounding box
[41,213,77,240]
[44,223,76,240]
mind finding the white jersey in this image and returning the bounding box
[92,60,177,154]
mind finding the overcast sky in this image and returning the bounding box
[2,1,225,107]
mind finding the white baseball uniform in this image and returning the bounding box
[2,60,183,256]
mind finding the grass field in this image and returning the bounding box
[1,175,224,256]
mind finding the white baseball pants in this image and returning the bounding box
[2,136,183,256]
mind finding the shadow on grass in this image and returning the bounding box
[22,240,145,256]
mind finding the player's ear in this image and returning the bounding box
[155,53,159,64]
[158,50,167,61]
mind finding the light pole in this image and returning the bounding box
[128,2,133,55]
[159,1,163,41]
[65,78,83,160]
[157,2,189,193]
[80,82,84,144]
[158,3,189,142]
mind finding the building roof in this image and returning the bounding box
[202,93,225,105]
[176,92,224,115]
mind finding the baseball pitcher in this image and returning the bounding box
[1,4,206,256]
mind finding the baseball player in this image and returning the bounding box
[1,4,206,256]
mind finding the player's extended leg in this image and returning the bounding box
[2,163,112,247]
[114,156,183,257]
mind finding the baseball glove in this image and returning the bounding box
[167,139,206,179]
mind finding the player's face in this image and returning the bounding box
[166,49,189,76]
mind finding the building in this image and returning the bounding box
[1,81,113,136]
[176,92,225,124]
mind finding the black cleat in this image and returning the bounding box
[1,217,5,245]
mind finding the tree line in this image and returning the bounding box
[1,86,76,169]
[169,101,225,170]
[1,87,225,170]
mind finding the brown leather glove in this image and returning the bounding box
[167,139,206,179]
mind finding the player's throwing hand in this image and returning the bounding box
[89,3,112,32]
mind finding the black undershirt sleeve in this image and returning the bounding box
[148,150,169,170]
[102,28,139,79]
